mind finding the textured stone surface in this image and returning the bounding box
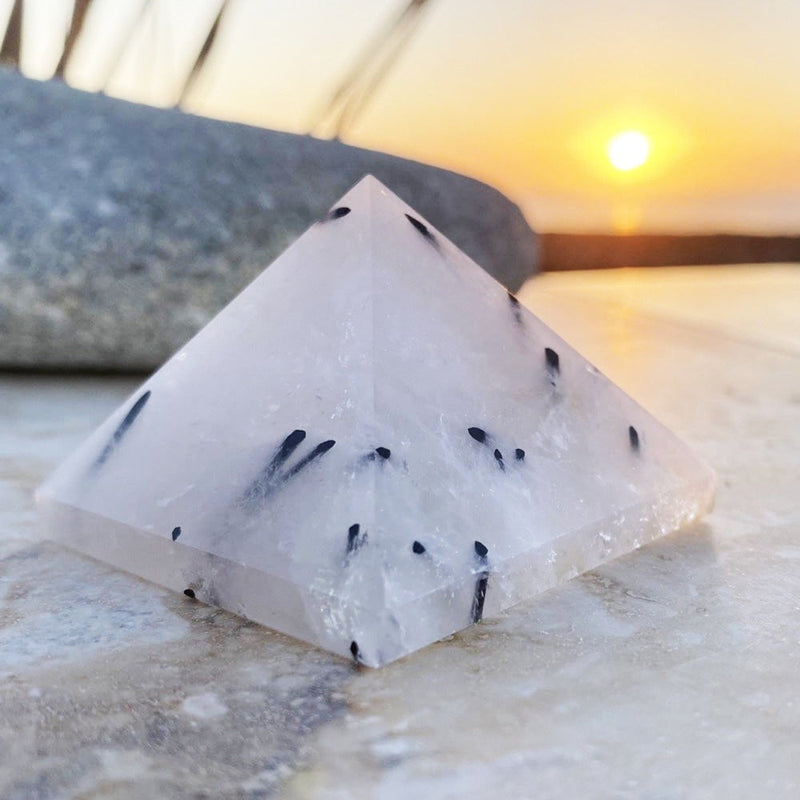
[2,265,798,798]
[37,178,712,666]
[0,69,537,371]
[0,541,352,800]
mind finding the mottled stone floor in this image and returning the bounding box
[1,265,798,798]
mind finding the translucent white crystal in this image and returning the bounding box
[37,176,715,667]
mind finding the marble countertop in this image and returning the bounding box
[1,264,799,799]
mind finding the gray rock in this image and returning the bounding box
[0,69,538,372]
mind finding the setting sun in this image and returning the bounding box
[607,131,651,172]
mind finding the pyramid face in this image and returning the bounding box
[37,176,715,667]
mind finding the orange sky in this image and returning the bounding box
[7,0,800,233]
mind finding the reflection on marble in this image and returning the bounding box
[1,265,799,798]
[529,264,800,355]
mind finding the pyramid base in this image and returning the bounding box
[37,470,713,667]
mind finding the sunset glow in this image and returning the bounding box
[6,0,800,233]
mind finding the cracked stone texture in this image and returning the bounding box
[0,540,353,800]
[0,69,538,371]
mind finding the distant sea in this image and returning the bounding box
[539,233,800,272]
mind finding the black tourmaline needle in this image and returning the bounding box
[264,429,307,480]
[243,429,307,502]
[281,439,336,481]
[405,213,436,244]
[471,540,489,623]
[94,390,151,467]
[468,427,487,444]
[544,347,560,375]
[347,523,367,554]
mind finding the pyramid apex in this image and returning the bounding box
[353,172,381,187]
[329,173,394,210]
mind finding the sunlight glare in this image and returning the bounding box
[608,130,650,171]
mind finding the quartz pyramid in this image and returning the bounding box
[37,176,715,667]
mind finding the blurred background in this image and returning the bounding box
[3,0,800,270]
